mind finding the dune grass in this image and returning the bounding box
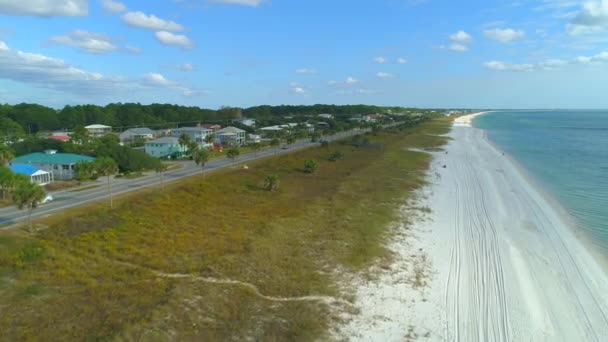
[0,116,452,341]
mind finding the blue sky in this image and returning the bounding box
[1,0,608,109]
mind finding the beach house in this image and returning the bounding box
[144,137,188,159]
[215,126,246,146]
[119,127,156,143]
[85,124,112,138]
[9,164,54,185]
[10,150,95,180]
[171,127,214,148]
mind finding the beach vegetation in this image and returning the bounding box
[0,115,452,341]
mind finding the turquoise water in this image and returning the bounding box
[474,111,608,251]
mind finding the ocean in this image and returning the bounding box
[474,110,608,252]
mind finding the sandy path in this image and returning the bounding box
[339,115,608,341]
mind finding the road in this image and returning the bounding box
[0,127,377,227]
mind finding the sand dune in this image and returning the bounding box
[340,113,608,341]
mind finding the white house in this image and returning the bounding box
[144,137,188,159]
[119,127,155,143]
[247,134,262,144]
[215,126,246,146]
[171,127,214,148]
[85,124,112,138]
[318,114,334,119]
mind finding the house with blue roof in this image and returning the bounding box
[10,150,95,181]
[9,164,53,185]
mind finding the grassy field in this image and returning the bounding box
[0,116,452,341]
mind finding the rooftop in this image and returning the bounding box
[12,152,95,165]
[146,137,180,144]
[217,126,245,134]
[85,124,111,129]
[123,127,155,135]
[174,127,213,132]
[9,164,47,177]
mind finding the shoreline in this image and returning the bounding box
[338,112,608,341]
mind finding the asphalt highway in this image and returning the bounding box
[0,127,375,226]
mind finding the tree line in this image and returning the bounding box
[0,102,420,139]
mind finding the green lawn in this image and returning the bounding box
[0,116,452,341]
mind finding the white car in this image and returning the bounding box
[41,194,53,204]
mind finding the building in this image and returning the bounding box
[363,114,385,122]
[144,137,188,159]
[215,126,246,147]
[119,127,155,143]
[85,124,112,138]
[10,150,95,180]
[9,164,53,185]
[232,118,256,127]
[200,124,222,131]
[171,127,214,148]
[48,135,71,142]
[318,114,334,119]
[247,134,262,144]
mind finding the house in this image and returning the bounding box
[247,134,262,144]
[363,114,385,122]
[9,164,54,185]
[48,135,71,142]
[171,127,214,148]
[318,114,334,119]
[85,124,112,138]
[119,127,155,143]
[259,123,314,136]
[10,150,95,180]
[201,124,222,131]
[144,137,188,159]
[215,126,246,147]
[232,118,256,127]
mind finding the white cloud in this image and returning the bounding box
[483,61,535,72]
[448,43,469,52]
[125,45,142,54]
[50,30,118,54]
[292,87,306,94]
[539,58,568,70]
[180,63,194,71]
[295,68,317,75]
[575,55,593,63]
[345,76,359,85]
[329,76,360,86]
[209,0,266,6]
[288,82,307,94]
[142,72,200,96]
[567,0,608,35]
[397,57,408,64]
[155,31,193,48]
[143,73,171,87]
[374,56,387,64]
[376,72,395,79]
[101,0,126,13]
[484,28,526,42]
[574,50,608,63]
[449,30,473,43]
[0,40,122,95]
[122,11,184,32]
[0,0,87,16]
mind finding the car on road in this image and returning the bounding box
[41,194,53,204]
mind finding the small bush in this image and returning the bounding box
[328,152,344,162]
[303,159,318,174]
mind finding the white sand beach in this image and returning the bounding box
[339,113,608,341]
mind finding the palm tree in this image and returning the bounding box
[155,163,169,188]
[12,181,45,232]
[264,174,280,191]
[178,133,192,158]
[286,135,296,147]
[95,157,118,208]
[193,148,211,174]
[204,133,216,145]
[0,166,13,199]
[303,159,318,174]
[227,147,240,162]
[0,145,14,166]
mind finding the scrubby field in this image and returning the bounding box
[0,117,451,341]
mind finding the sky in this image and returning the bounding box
[1,0,608,109]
